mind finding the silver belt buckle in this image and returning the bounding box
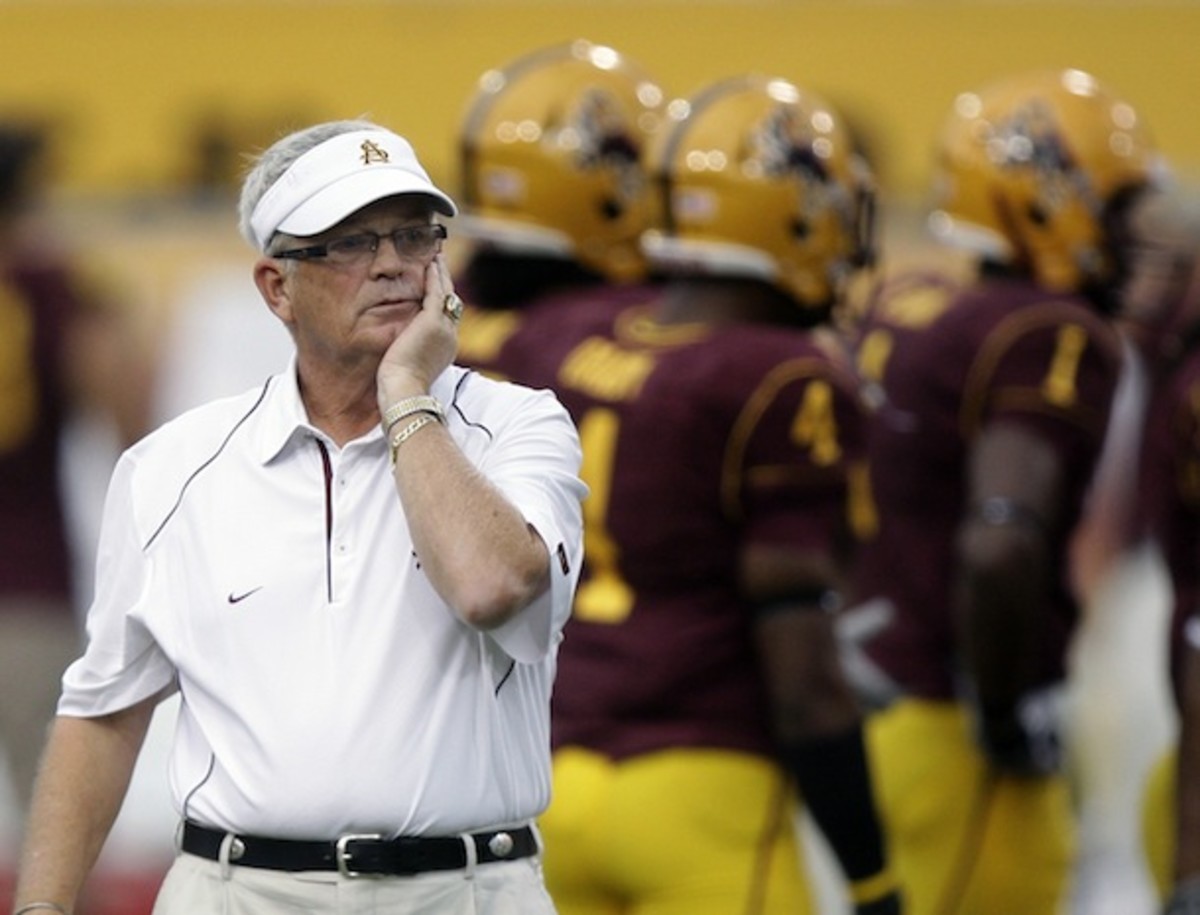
[336,832,384,878]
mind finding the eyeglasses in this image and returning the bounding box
[272,224,448,265]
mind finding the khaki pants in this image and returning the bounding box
[153,850,558,914]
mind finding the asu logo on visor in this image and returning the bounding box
[360,139,391,166]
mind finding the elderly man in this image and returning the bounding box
[12,119,586,915]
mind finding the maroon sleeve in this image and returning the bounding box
[963,296,1123,473]
[730,338,866,557]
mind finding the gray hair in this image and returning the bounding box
[236,118,381,249]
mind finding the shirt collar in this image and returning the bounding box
[251,357,470,465]
[253,357,325,465]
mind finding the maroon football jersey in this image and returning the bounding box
[456,283,656,387]
[461,288,868,760]
[1137,344,1200,699]
[850,271,1123,700]
[0,259,77,602]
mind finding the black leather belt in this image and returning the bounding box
[181,819,537,877]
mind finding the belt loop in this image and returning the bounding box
[460,833,478,880]
[218,831,241,881]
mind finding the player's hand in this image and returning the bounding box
[856,888,902,915]
[974,683,1067,776]
[1165,876,1200,914]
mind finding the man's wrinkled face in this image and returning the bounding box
[267,195,443,367]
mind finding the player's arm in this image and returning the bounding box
[747,545,900,915]
[740,357,900,913]
[957,420,1065,774]
[733,354,900,912]
[14,696,159,913]
[740,359,901,913]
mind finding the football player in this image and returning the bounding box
[532,74,898,914]
[841,68,1163,915]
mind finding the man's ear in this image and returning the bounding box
[254,257,294,325]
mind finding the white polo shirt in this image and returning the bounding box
[60,360,585,840]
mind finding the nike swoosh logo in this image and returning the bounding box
[227,587,263,604]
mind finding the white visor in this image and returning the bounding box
[250,129,457,251]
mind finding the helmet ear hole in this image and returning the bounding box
[1027,202,1049,227]
[601,198,624,221]
[790,218,810,240]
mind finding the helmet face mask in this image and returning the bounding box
[459,40,668,282]
[643,75,875,313]
[927,68,1161,294]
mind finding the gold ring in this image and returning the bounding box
[443,293,464,322]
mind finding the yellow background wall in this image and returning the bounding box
[2,0,1199,204]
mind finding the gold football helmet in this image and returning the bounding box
[928,68,1162,293]
[458,40,668,282]
[641,74,875,311]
